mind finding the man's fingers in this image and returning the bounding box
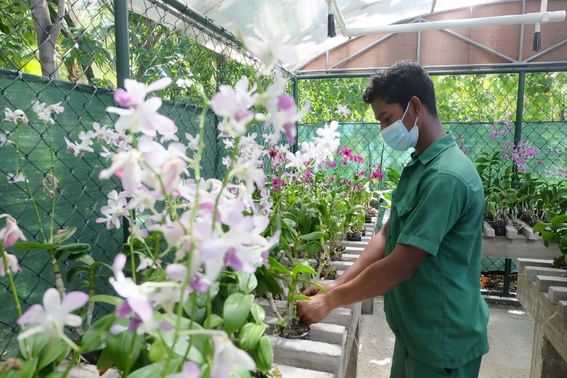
[302,286,320,296]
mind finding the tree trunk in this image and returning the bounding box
[63,0,95,84]
[29,0,64,79]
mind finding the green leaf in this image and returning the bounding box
[66,266,89,282]
[250,303,265,324]
[268,257,291,276]
[238,323,267,351]
[204,314,224,329]
[293,294,312,302]
[20,332,48,359]
[77,254,96,266]
[90,295,122,306]
[223,293,254,333]
[80,314,116,352]
[13,241,52,251]
[291,262,317,278]
[302,241,322,256]
[38,339,70,370]
[237,271,258,294]
[551,215,567,226]
[148,338,168,363]
[105,328,144,372]
[255,267,283,297]
[52,228,77,245]
[55,243,90,255]
[127,360,180,378]
[252,336,273,372]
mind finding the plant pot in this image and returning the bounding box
[346,231,361,242]
[253,366,282,378]
[331,244,345,260]
[493,224,506,236]
[319,263,337,280]
[275,322,311,339]
[553,255,567,269]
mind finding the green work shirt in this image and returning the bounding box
[384,134,489,369]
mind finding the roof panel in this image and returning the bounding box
[166,1,542,71]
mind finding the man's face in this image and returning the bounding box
[370,98,406,131]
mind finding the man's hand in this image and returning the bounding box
[297,294,332,325]
[303,281,336,297]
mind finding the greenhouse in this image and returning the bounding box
[0,0,566,377]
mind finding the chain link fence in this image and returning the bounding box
[297,71,567,297]
[1,0,566,357]
[0,0,270,357]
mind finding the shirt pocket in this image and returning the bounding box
[394,196,416,218]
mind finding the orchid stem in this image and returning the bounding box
[14,128,47,243]
[2,248,22,317]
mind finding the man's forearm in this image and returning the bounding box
[327,256,401,309]
[326,244,425,310]
[334,223,388,286]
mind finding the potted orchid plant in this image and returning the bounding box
[0,49,307,377]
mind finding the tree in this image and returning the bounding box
[28,0,65,78]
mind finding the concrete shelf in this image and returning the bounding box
[517,258,567,378]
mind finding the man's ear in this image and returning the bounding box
[410,96,422,116]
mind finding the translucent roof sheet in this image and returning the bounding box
[181,0,507,70]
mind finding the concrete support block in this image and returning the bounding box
[343,240,367,248]
[517,220,540,240]
[549,287,567,304]
[518,271,567,378]
[560,301,567,320]
[483,221,495,237]
[482,238,559,259]
[264,316,347,346]
[361,298,374,315]
[535,275,567,292]
[525,266,567,281]
[276,365,336,378]
[341,253,359,262]
[269,336,343,374]
[331,260,353,272]
[505,224,520,239]
[517,258,554,273]
[344,247,364,255]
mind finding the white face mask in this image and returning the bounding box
[380,102,419,151]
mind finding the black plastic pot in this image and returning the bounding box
[346,232,362,241]
[284,327,310,339]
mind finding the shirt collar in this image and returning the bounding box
[410,134,456,165]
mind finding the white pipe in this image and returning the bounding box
[535,0,549,34]
[344,11,565,37]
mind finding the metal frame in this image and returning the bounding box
[298,1,567,76]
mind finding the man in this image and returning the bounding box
[297,60,489,378]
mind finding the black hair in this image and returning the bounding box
[362,60,438,117]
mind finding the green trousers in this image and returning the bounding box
[390,340,482,378]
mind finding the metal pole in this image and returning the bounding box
[503,258,513,297]
[514,71,526,146]
[292,76,299,152]
[114,0,130,242]
[114,0,130,88]
[296,63,567,79]
[502,71,526,297]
